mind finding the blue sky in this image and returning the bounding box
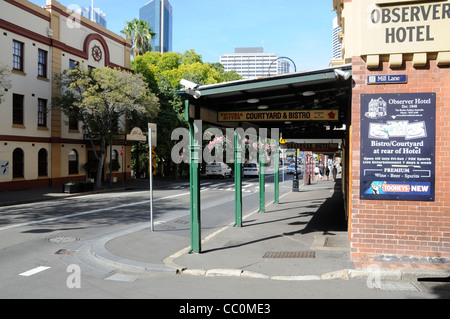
[30,0,337,70]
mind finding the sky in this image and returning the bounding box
[30,0,337,71]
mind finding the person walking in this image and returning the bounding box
[314,165,320,182]
[332,165,337,182]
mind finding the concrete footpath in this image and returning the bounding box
[1,178,449,282]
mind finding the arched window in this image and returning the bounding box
[38,148,48,177]
[68,149,79,175]
[13,148,24,178]
[112,150,118,161]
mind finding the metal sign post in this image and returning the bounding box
[148,123,157,231]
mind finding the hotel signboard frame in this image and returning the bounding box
[360,93,436,201]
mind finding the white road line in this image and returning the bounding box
[0,192,191,232]
[19,266,51,277]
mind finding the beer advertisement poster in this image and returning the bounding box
[360,93,436,201]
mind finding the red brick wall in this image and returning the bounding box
[351,56,450,263]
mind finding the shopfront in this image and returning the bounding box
[333,0,450,264]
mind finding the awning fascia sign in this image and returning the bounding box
[282,143,340,152]
[218,110,339,122]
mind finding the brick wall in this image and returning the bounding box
[351,56,450,263]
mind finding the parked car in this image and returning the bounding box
[287,164,297,174]
[205,162,232,178]
[243,162,259,177]
[287,164,302,175]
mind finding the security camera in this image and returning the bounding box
[186,88,201,99]
[334,69,351,80]
[180,79,200,90]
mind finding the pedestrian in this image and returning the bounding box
[332,165,337,181]
[319,165,324,181]
[325,166,330,180]
[313,165,320,182]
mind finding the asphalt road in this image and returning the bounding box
[0,170,448,300]
[0,171,291,298]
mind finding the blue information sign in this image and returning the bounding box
[360,93,435,201]
[367,74,407,85]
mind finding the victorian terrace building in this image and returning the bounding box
[0,0,132,191]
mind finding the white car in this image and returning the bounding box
[287,164,303,174]
[287,164,297,174]
[205,162,232,178]
[243,163,259,177]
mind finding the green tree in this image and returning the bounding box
[121,19,156,58]
[54,66,159,187]
[131,50,242,178]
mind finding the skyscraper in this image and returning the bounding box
[332,17,342,59]
[220,47,287,79]
[73,4,107,28]
[139,0,173,53]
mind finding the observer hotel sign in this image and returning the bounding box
[360,93,436,201]
[363,1,450,54]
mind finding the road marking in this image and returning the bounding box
[0,192,191,231]
[19,266,51,277]
[2,178,287,232]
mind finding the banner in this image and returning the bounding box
[218,110,338,122]
[360,93,435,201]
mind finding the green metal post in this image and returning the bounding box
[273,140,279,204]
[187,100,201,253]
[234,131,242,227]
[258,138,265,213]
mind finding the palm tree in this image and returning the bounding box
[121,19,156,57]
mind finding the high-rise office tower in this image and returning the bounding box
[332,17,342,59]
[73,5,107,28]
[139,0,173,53]
[220,47,287,79]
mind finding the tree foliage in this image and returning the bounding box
[131,50,242,177]
[121,19,156,57]
[53,66,159,186]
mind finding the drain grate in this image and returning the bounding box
[263,251,315,259]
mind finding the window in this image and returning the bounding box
[69,59,79,70]
[38,99,47,127]
[12,148,24,178]
[112,150,118,161]
[12,94,24,125]
[13,40,24,71]
[38,49,47,78]
[68,150,79,175]
[38,148,48,177]
[68,113,79,131]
